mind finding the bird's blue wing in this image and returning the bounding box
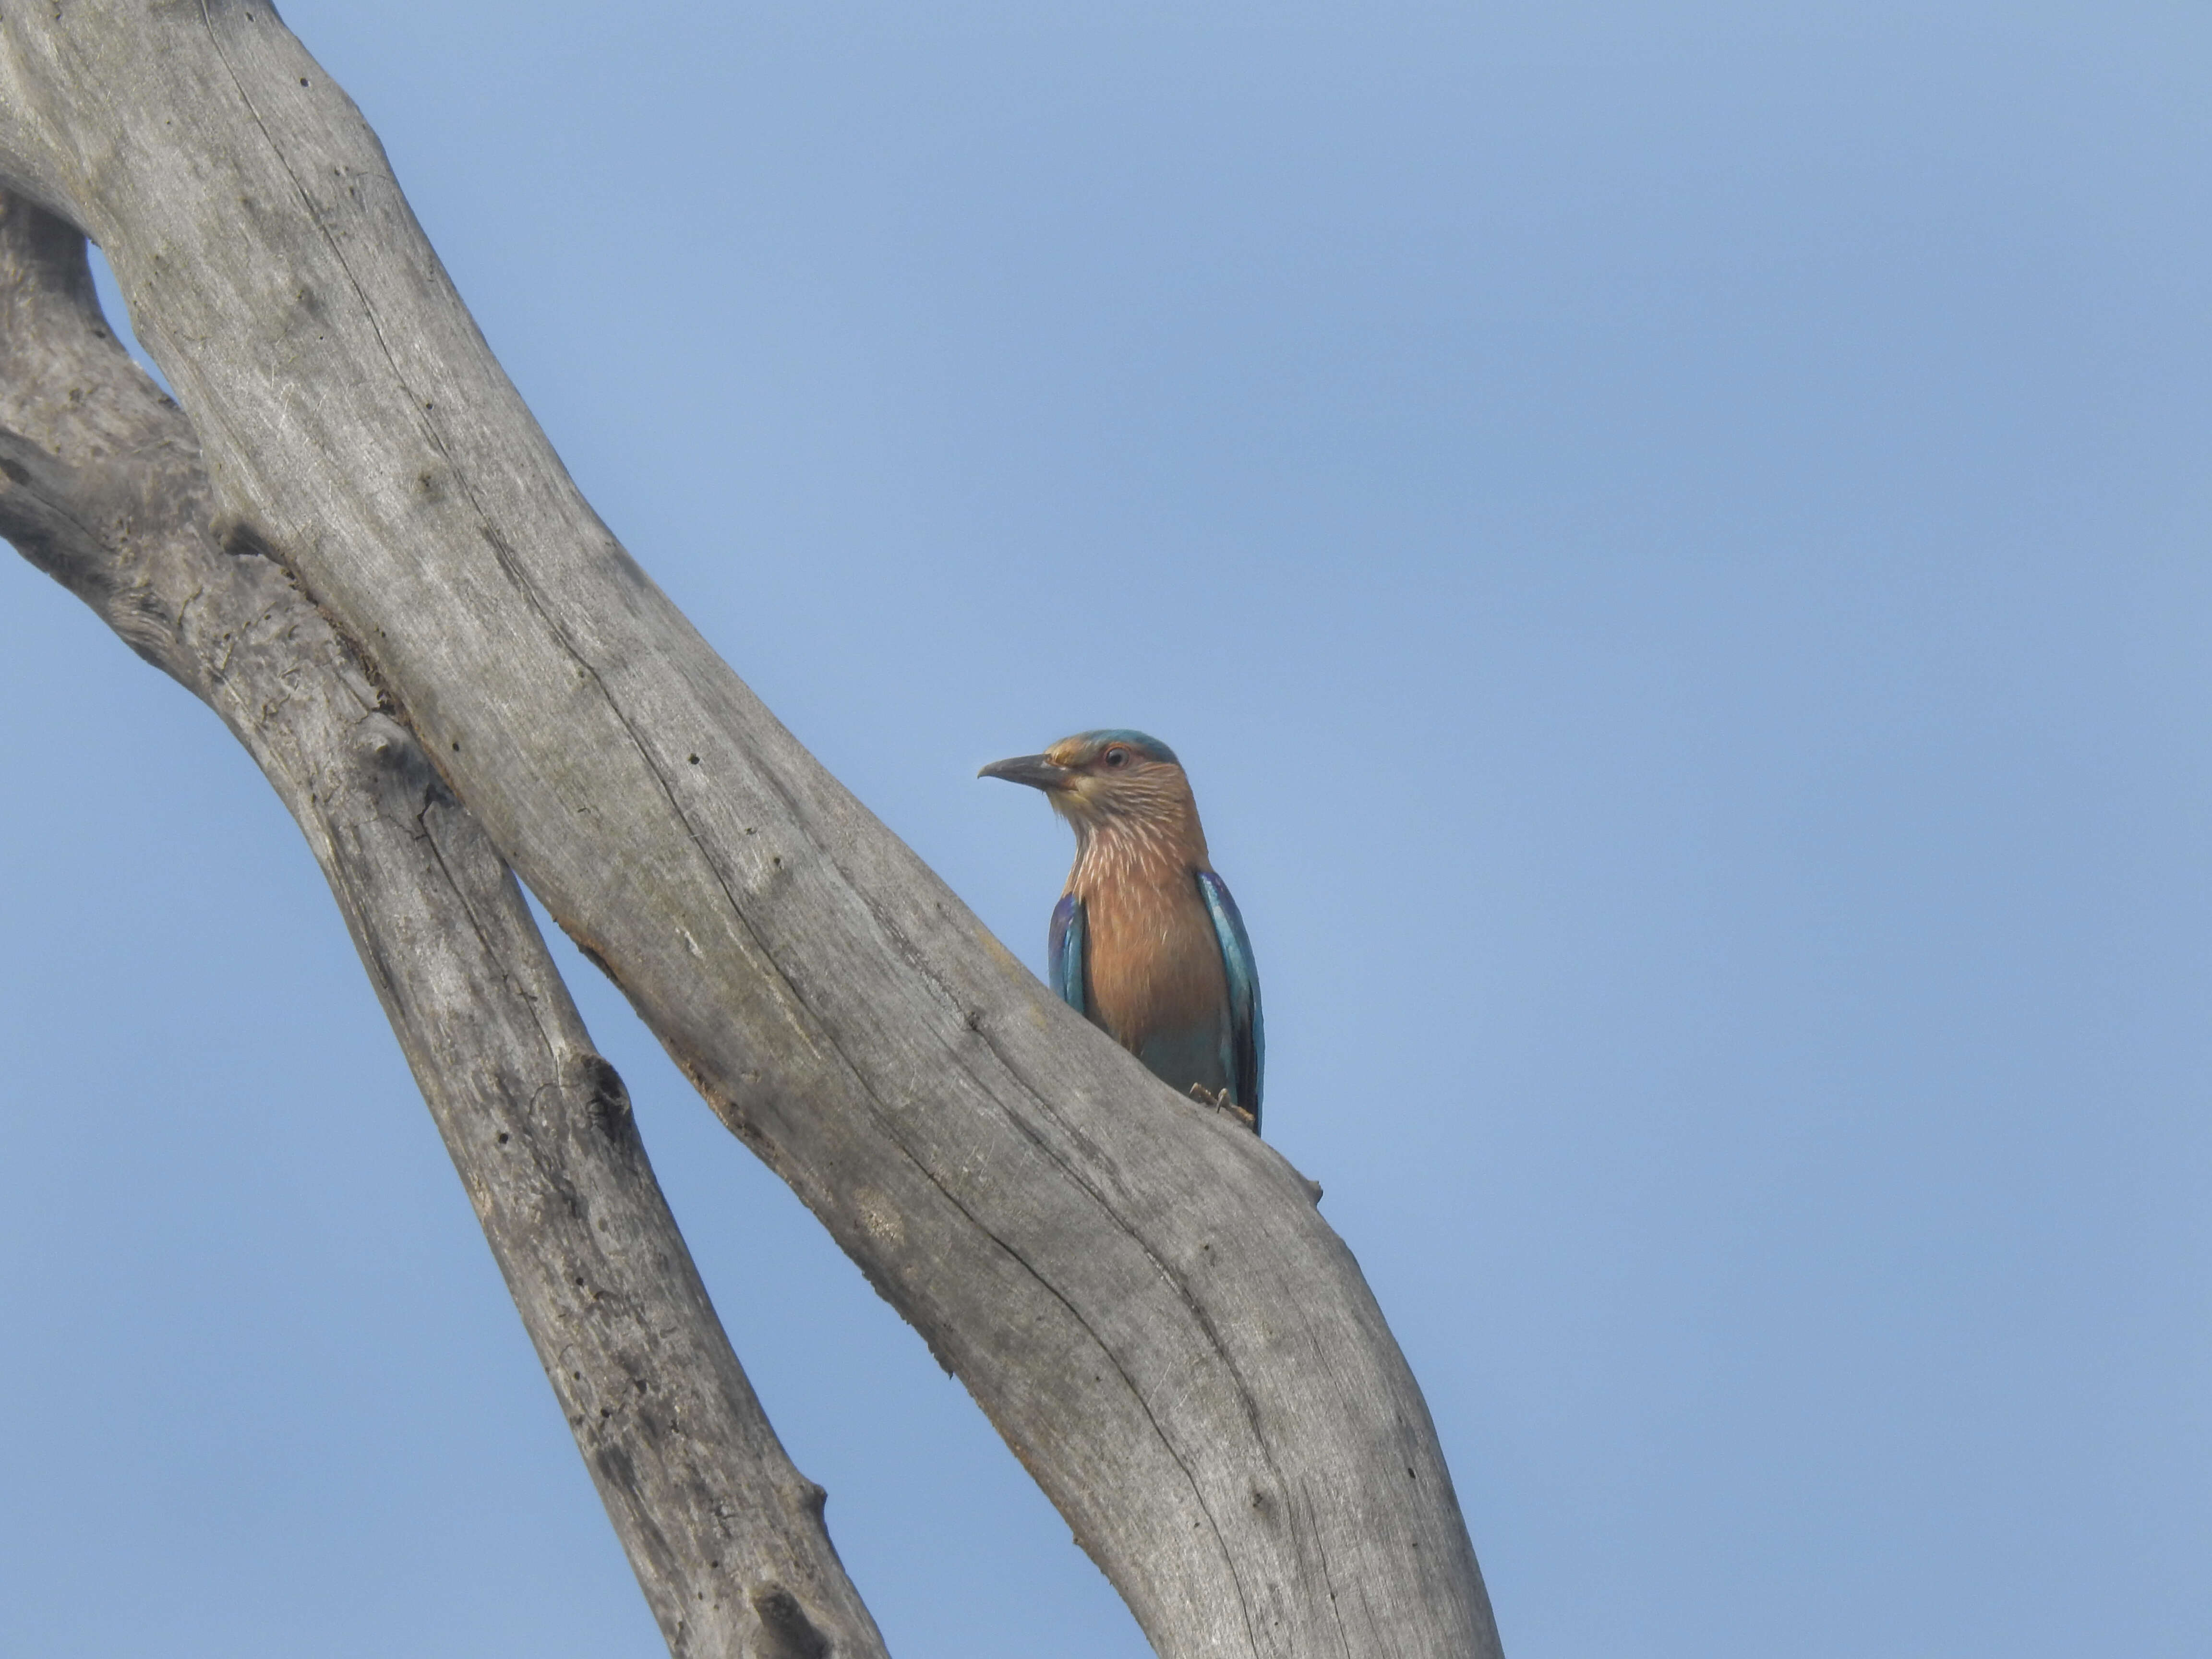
[1196,870,1263,1130]
[1048,891,1088,1017]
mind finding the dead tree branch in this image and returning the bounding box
[0,192,886,1659]
[0,8,1501,1653]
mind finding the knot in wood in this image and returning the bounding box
[747,1585,830,1659]
[567,1051,637,1145]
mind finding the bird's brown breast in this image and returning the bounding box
[1076,864,1229,1055]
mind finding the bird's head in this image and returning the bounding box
[979,729,1197,841]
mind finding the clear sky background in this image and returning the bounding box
[2,3,2208,1655]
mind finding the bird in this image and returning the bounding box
[980,730,1263,1131]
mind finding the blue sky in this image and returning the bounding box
[3,3,2210,1655]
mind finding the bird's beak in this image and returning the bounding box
[978,753,1072,793]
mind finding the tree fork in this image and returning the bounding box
[0,8,1501,1654]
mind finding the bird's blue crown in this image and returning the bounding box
[1068,729,1179,766]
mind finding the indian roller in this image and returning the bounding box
[980,730,1263,1131]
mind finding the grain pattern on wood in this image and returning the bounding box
[0,10,1503,1655]
[0,193,886,1659]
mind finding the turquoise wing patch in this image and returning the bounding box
[1048,891,1088,1017]
[1195,870,1263,1130]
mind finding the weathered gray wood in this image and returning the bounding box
[0,192,886,1659]
[0,9,1502,1655]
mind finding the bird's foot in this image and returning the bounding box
[1189,1083,1257,1131]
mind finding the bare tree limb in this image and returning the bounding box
[0,9,1503,1654]
[0,192,887,1659]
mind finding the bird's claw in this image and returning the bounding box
[1189,1082,1257,1131]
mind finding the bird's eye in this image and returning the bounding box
[1104,747,1128,768]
